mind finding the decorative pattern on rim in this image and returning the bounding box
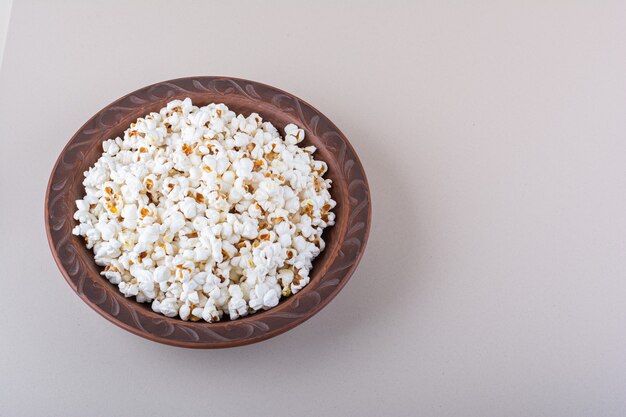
[45,77,371,348]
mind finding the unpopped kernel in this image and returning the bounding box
[73,98,335,322]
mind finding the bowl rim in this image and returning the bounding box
[45,76,371,348]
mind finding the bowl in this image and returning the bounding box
[45,76,371,348]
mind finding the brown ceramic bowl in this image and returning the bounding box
[45,76,371,348]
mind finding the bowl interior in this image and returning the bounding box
[65,90,349,326]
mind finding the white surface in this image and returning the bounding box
[1,1,626,416]
[0,0,12,68]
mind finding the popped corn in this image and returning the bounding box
[72,98,335,322]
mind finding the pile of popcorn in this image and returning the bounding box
[73,98,335,322]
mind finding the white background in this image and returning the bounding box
[1,1,626,416]
[0,0,12,66]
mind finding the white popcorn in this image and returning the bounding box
[138,224,160,244]
[234,157,254,179]
[153,265,170,283]
[72,99,335,322]
[263,288,280,308]
[179,197,198,219]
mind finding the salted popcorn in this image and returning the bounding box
[72,98,335,322]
